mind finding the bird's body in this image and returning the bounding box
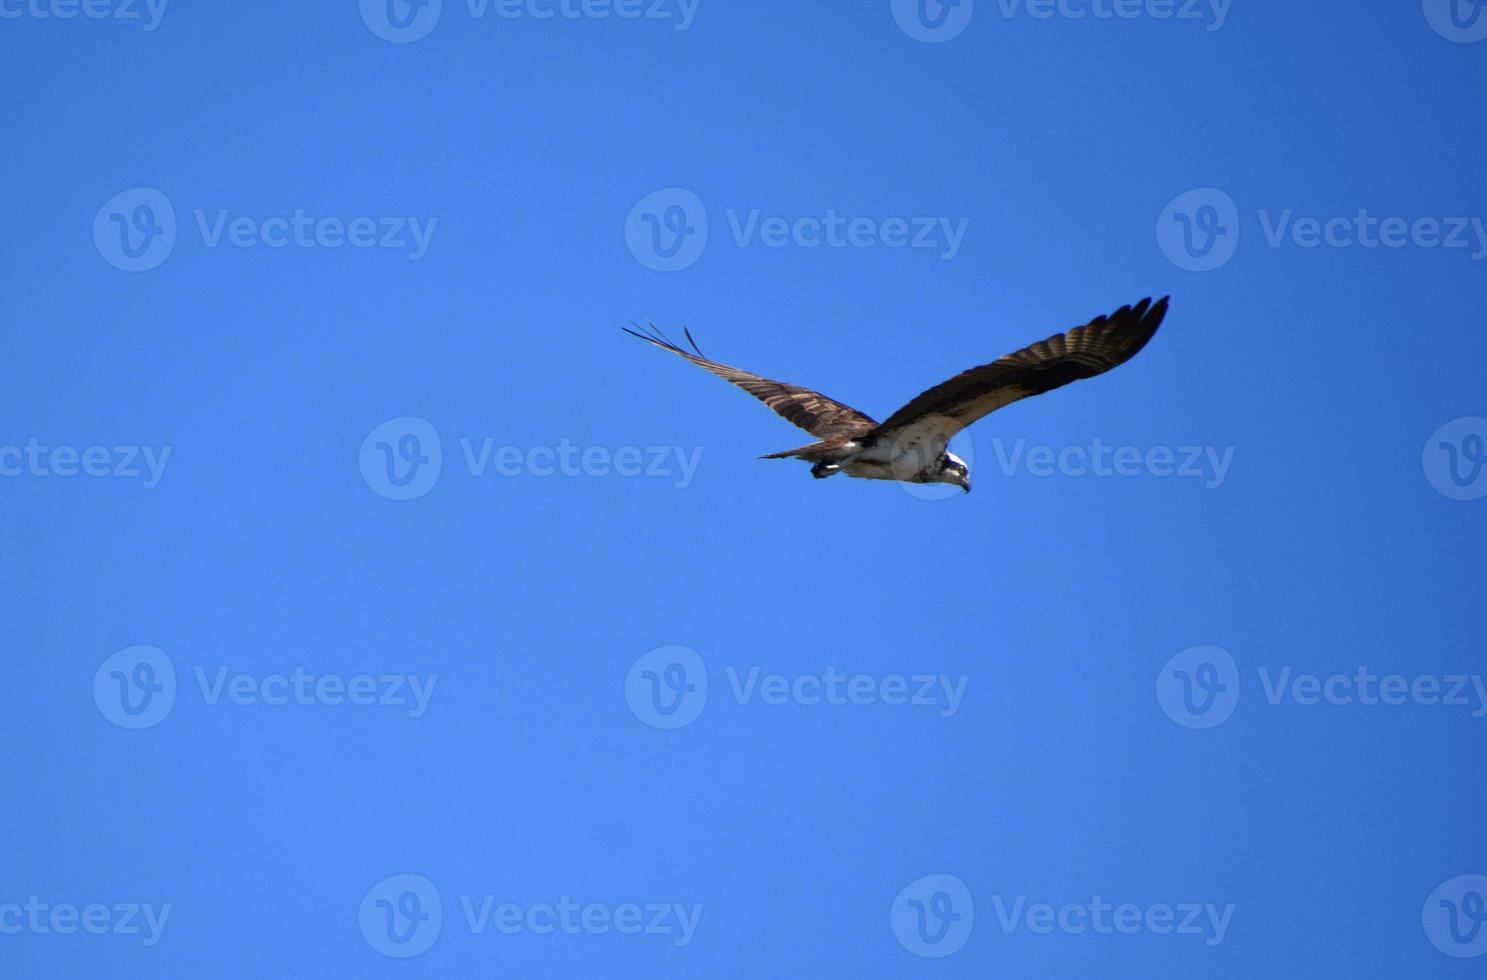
[802,439,968,487]
[625,296,1169,494]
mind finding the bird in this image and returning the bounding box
[623,296,1169,494]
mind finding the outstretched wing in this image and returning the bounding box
[865,296,1169,446]
[623,323,878,441]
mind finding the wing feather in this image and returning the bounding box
[866,296,1169,444]
[622,323,878,441]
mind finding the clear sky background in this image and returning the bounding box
[3,2,1486,976]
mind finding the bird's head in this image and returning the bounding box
[940,452,971,493]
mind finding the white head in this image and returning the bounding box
[939,451,971,493]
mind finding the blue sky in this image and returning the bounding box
[3,1,1486,976]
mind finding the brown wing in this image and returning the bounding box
[866,296,1169,444]
[623,323,878,441]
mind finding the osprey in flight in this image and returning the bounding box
[625,296,1168,494]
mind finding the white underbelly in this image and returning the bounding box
[841,458,898,481]
[839,442,935,483]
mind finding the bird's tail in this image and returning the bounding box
[759,441,837,461]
